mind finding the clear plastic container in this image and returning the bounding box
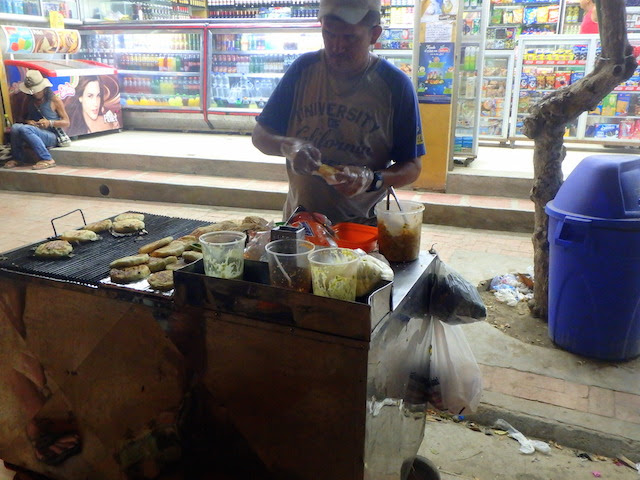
[200,231,246,279]
[375,200,425,262]
[265,239,315,292]
[308,247,360,301]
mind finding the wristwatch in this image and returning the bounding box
[367,171,384,192]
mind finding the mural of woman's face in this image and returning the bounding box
[79,80,102,121]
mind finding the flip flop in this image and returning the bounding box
[31,432,81,466]
[3,160,23,169]
[32,160,56,170]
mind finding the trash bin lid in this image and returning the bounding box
[546,155,640,228]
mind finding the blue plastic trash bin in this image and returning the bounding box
[545,155,640,361]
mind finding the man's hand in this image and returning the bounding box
[331,166,375,197]
[36,119,49,129]
[280,139,322,175]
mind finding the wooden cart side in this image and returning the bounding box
[201,309,370,480]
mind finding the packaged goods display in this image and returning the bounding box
[486,0,560,50]
[510,35,640,146]
[512,41,587,138]
[583,41,640,142]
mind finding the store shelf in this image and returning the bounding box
[523,59,586,65]
[119,70,201,76]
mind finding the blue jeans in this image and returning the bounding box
[10,123,56,163]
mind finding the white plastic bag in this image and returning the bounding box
[427,317,483,414]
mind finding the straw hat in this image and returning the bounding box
[19,70,53,95]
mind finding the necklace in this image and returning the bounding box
[327,54,374,97]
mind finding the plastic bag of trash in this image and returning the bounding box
[494,419,550,455]
[489,273,534,306]
[426,317,483,415]
[427,255,487,324]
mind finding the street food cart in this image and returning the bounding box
[0,212,436,479]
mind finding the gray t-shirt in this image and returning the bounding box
[257,50,425,225]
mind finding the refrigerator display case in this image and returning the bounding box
[83,0,205,22]
[509,34,591,142]
[486,0,560,50]
[451,0,488,161]
[559,0,582,34]
[77,24,207,132]
[207,22,321,132]
[479,50,514,141]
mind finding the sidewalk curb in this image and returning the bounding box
[467,400,640,463]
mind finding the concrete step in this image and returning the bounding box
[0,162,535,232]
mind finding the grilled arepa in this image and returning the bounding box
[110,264,151,284]
[84,219,112,233]
[110,253,150,269]
[59,230,99,243]
[150,241,186,258]
[147,270,174,291]
[114,212,145,222]
[34,240,73,259]
[112,218,145,233]
[138,236,173,254]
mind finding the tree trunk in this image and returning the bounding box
[523,0,638,319]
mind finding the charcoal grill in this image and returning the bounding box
[0,212,208,286]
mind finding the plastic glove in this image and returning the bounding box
[331,165,375,197]
[280,139,322,175]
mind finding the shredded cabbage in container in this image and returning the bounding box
[311,268,356,301]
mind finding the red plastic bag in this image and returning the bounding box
[288,211,338,247]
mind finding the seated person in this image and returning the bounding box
[5,70,70,170]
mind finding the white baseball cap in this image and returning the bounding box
[318,0,381,24]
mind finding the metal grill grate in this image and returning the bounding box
[0,213,209,286]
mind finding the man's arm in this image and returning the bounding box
[252,122,322,175]
[380,157,422,190]
[252,122,293,157]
